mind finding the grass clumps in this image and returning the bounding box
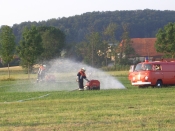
[1,77,16,81]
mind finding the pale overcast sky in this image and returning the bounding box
[1,0,175,27]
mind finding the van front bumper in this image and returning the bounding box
[132,81,151,86]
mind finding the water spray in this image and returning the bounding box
[48,58,125,91]
[7,58,125,92]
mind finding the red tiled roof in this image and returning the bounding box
[129,38,163,57]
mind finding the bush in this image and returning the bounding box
[101,64,130,71]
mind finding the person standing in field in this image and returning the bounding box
[37,64,46,83]
[77,67,89,90]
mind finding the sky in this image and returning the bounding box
[1,0,175,27]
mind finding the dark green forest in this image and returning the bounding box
[11,9,175,44]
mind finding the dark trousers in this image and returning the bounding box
[37,73,45,81]
[78,80,84,89]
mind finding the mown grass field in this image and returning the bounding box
[0,66,175,131]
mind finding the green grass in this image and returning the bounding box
[107,70,129,77]
[0,69,175,130]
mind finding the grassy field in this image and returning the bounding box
[0,67,175,131]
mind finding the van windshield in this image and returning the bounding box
[134,63,152,71]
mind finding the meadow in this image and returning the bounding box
[0,66,175,131]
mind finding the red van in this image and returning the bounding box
[128,60,175,87]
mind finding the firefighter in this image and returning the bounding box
[155,64,161,70]
[77,67,89,90]
[37,64,46,83]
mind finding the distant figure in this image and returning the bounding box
[37,64,46,83]
[77,67,89,90]
[155,64,161,70]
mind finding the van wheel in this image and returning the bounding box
[156,80,163,88]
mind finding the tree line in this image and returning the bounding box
[0,9,175,77]
[0,21,136,77]
[8,9,175,66]
[11,9,175,44]
[0,25,65,78]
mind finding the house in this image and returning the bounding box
[127,38,163,62]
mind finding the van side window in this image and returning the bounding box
[154,64,161,70]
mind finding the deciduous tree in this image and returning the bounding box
[155,22,175,58]
[37,26,65,61]
[75,32,104,67]
[0,25,16,78]
[119,23,135,64]
[104,23,118,67]
[17,26,43,78]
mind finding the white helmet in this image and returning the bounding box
[81,67,86,71]
[43,65,46,67]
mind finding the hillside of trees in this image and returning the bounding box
[1,9,175,69]
[11,9,175,44]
